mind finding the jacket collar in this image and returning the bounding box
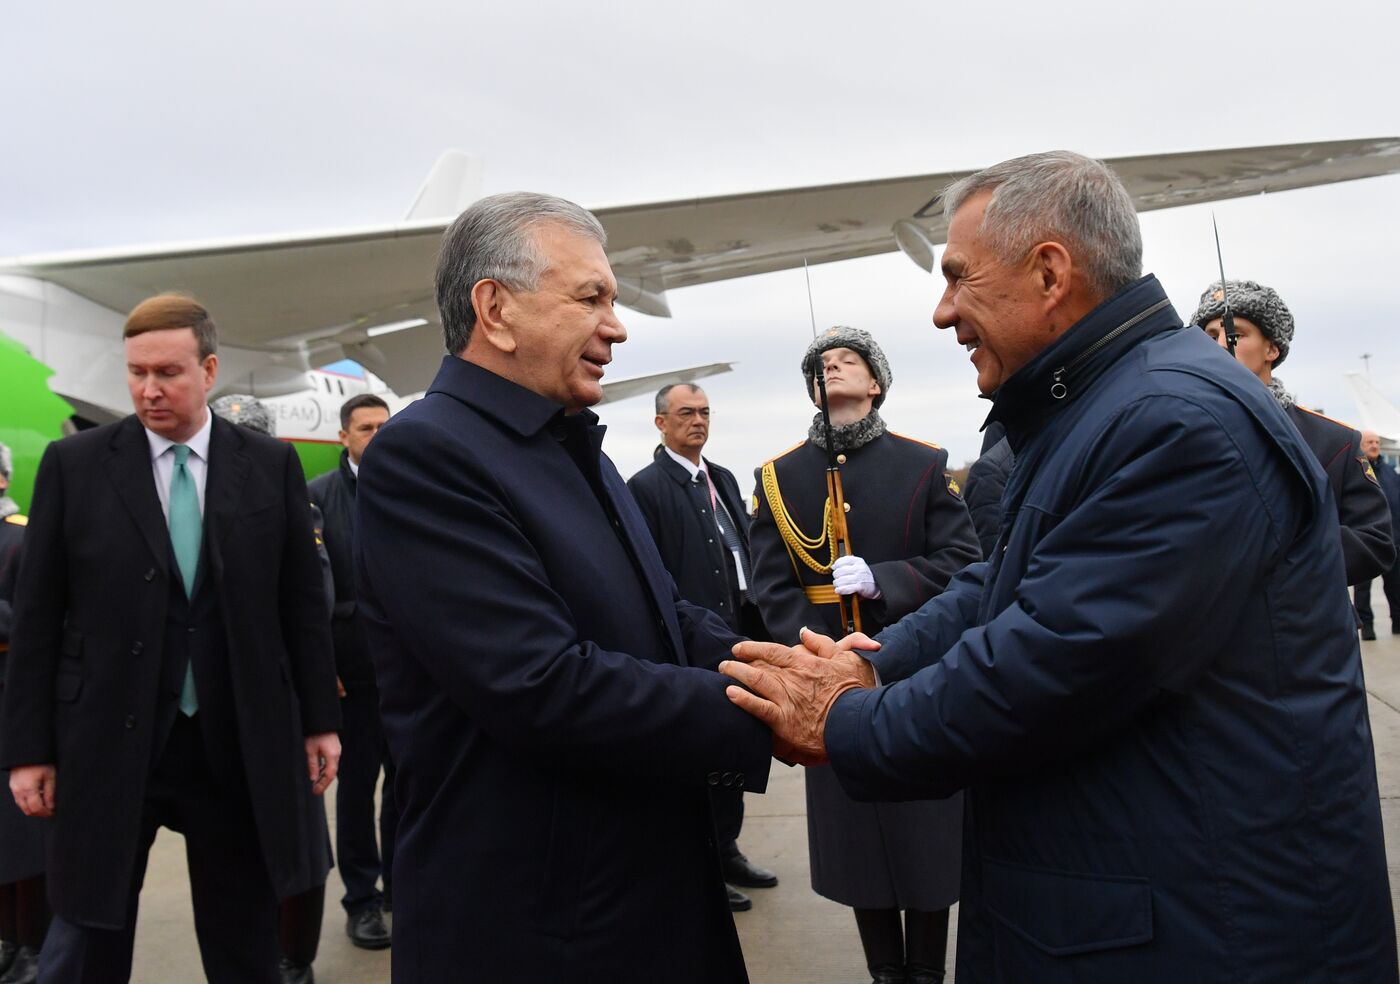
[984,275,1180,444]
[427,355,578,438]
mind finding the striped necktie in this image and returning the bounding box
[704,470,752,589]
[169,444,201,716]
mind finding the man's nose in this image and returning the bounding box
[601,310,627,344]
[1213,331,1230,350]
[142,377,162,400]
[933,288,956,330]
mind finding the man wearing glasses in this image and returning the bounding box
[628,383,777,912]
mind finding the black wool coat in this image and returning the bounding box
[0,415,340,927]
[628,450,752,633]
[0,511,45,885]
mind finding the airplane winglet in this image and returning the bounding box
[403,151,484,221]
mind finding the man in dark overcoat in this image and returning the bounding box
[628,383,778,912]
[307,392,396,949]
[748,327,980,984]
[722,151,1397,983]
[1194,279,1394,588]
[1,295,341,984]
[354,192,773,984]
[1352,430,1400,637]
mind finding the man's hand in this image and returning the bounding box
[10,764,57,818]
[720,627,878,765]
[305,733,341,796]
[832,555,882,599]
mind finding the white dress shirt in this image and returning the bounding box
[146,408,212,521]
[663,446,747,590]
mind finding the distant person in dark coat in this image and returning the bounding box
[628,384,777,913]
[2,295,341,984]
[354,192,772,983]
[308,393,397,953]
[1195,279,1394,587]
[722,151,1397,983]
[0,443,47,984]
[963,421,1014,558]
[1351,430,1400,638]
[211,394,335,984]
[748,327,980,984]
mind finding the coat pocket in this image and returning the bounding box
[983,857,1153,956]
[56,629,83,701]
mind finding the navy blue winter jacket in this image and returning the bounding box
[825,276,1396,983]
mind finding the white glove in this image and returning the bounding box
[831,555,882,599]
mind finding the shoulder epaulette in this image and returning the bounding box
[888,431,943,452]
[761,439,810,468]
[3,514,27,527]
[1294,405,1361,432]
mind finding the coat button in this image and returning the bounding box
[721,772,735,786]
[707,771,720,786]
[144,568,156,582]
[735,773,745,788]
[837,454,847,464]
[130,641,144,655]
[843,501,851,512]
[124,715,136,729]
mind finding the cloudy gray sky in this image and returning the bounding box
[4,1,1399,490]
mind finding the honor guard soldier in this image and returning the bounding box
[748,327,980,984]
[1195,279,1395,586]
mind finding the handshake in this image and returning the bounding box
[719,627,881,766]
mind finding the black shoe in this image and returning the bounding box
[278,956,315,984]
[0,946,39,984]
[721,851,778,888]
[906,965,945,984]
[0,942,15,977]
[1362,624,1377,641]
[346,906,392,950]
[1392,622,1400,635]
[726,885,752,912]
[869,966,906,984]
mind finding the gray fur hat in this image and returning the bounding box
[0,441,11,479]
[801,326,892,409]
[1191,279,1295,367]
[211,394,276,436]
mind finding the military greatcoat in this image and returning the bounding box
[750,429,980,909]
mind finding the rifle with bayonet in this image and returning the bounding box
[1213,215,1239,357]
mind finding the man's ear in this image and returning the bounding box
[202,353,219,391]
[654,414,666,434]
[471,279,518,354]
[1265,341,1280,367]
[1030,241,1074,309]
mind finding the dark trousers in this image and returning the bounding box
[1355,561,1400,629]
[39,715,279,984]
[711,788,744,858]
[336,676,397,915]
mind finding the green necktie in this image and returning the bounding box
[169,444,201,716]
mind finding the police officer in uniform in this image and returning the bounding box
[748,327,980,984]
[1195,280,1394,587]
[0,444,47,984]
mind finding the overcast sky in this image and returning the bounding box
[4,1,1399,491]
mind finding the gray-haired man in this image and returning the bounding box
[353,192,772,983]
[720,152,1396,982]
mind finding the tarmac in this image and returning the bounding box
[128,588,1400,983]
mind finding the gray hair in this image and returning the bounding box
[942,151,1142,300]
[0,441,11,480]
[654,382,704,415]
[436,191,608,355]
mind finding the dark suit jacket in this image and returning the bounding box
[0,414,340,928]
[308,450,371,683]
[1286,404,1395,585]
[628,450,752,632]
[354,356,772,984]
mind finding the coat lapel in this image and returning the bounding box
[102,416,172,573]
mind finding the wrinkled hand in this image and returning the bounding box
[720,627,878,765]
[305,733,341,796]
[10,764,56,818]
[832,555,882,599]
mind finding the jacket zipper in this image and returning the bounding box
[1050,298,1171,400]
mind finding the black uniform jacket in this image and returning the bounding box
[0,415,340,927]
[1287,403,1395,585]
[308,450,371,682]
[354,356,772,984]
[628,449,751,632]
[750,432,981,645]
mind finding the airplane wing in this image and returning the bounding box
[595,361,736,406]
[1345,372,1400,451]
[4,137,1398,396]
